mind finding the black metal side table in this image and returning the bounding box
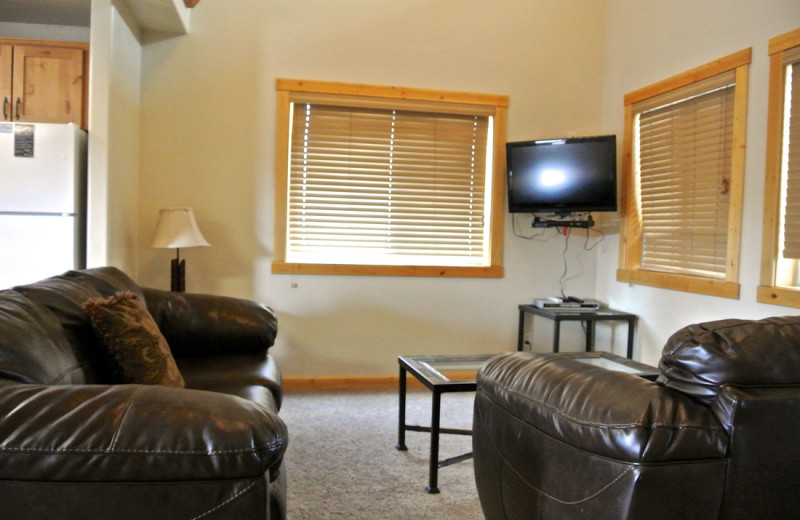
[517,304,638,358]
[396,354,495,494]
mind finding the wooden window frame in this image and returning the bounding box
[617,49,751,299]
[271,79,509,278]
[759,28,800,307]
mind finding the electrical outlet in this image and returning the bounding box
[523,333,533,350]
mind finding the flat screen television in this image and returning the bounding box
[506,135,617,214]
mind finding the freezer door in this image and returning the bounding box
[0,214,76,289]
[0,122,87,214]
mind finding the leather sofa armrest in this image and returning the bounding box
[142,288,277,357]
[477,352,728,462]
[0,381,287,483]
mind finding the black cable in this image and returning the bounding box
[512,214,549,240]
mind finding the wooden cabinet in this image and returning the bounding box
[0,44,12,122]
[0,39,88,128]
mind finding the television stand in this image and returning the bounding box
[533,213,594,228]
[517,304,637,358]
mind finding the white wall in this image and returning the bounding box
[137,0,610,377]
[598,0,800,366]
[86,0,142,273]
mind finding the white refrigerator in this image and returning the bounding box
[0,122,87,289]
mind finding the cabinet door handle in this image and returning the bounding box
[15,97,21,120]
[2,97,7,120]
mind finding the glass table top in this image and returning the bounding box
[399,351,658,387]
[559,352,658,378]
[399,354,495,386]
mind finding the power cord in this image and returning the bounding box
[559,226,605,296]
[512,213,607,298]
[559,227,572,298]
[582,226,606,251]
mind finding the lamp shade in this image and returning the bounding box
[150,208,210,249]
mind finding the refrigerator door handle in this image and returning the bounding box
[0,211,77,217]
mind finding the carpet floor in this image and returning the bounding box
[280,388,484,519]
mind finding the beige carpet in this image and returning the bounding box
[280,388,484,519]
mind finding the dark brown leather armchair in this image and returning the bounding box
[473,316,800,520]
[0,267,287,520]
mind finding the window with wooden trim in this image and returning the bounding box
[617,49,750,298]
[759,28,800,307]
[271,79,508,277]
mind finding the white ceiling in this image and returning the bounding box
[0,0,91,27]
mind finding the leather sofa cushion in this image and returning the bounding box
[658,316,800,405]
[206,384,279,417]
[0,291,87,385]
[64,267,146,301]
[0,382,286,483]
[12,275,114,383]
[178,354,283,410]
[478,352,728,463]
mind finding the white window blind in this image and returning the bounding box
[781,49,800,259]
[634,72,736,279]
[285,102,492,266]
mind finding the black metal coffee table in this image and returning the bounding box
[396,354,494,494]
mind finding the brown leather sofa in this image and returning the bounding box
[473,316,800,520]
[0,267,287,520]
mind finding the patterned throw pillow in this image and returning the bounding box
[82,291,185,387]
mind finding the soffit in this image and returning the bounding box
[0,0,199,35]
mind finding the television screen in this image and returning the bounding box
[506,135,617,214]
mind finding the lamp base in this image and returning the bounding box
[170,257,186,292]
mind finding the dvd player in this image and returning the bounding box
[533,298,600,311]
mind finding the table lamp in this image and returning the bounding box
[150,207,210,292]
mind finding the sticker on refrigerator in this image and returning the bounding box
[0,123,12,134]
[14,124,34,158]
